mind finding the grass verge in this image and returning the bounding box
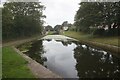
[2,46,35,78]
[63,31,120,56]
[63,31,120,47]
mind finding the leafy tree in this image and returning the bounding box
[54,25,61,31]
[2,2,45,39]
[45,25,53,31]
[75,2,104,32]
[74,2,120,36]
[2,3,14,39]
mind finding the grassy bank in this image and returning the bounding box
[2,46,35,78]
[63,31,119,47]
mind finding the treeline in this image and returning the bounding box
[2,2,45,40]
[74,2,120,36]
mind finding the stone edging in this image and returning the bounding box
[13,46,62,78]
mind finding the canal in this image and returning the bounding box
[17,36,120,78]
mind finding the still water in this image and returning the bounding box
[18,39,120,78]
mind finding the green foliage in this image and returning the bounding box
[2,2,45,40]
[45,25,53,31]
[2,47,35,78]
[74,2,120,36]
[69,26,76,31]
[93,29,105,36]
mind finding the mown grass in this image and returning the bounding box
[2,46,35,78]
[47,31,54,35]
[63,31,120,47]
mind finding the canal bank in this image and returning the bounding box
[13,46,61,78]
[75,40,120,58]
[3,35,120,78]
[2,36,42,78]
[17,35,120,78]
[63,31,120,58]
[2,35,62,78]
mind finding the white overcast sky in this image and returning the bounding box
[40,0,80,27]
[1,0,80,27]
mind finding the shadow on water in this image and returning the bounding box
[17,39,120,78]
[24,40,47,65]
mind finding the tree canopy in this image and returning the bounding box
[74,2,120,36]
[2,2,45,39]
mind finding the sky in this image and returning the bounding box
[0,0,80,27]
[40,0,80,27]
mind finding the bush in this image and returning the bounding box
[93,29,105,36]
[106,28,120,36]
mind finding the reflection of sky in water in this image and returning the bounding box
[43,39,78,78]
[21,39,120,78]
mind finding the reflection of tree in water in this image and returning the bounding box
[46,39,52,42]
[74,44,120,78]
[56,40,75,46]
[24,40,47,65]
[61,41,72,46]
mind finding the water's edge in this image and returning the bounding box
[15,35,120,78]
[75,39,120,58]
[13,46,62,78]
[17,39,120,78]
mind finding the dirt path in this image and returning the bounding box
[3,36,41,47]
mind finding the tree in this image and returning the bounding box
[45,25,53,31]
[2,3,14,39]
[75,2,104,32]
[2,2,45,39]
[74,2,120,36]
[54,25,61,31]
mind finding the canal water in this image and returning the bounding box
[17,39,120,78]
